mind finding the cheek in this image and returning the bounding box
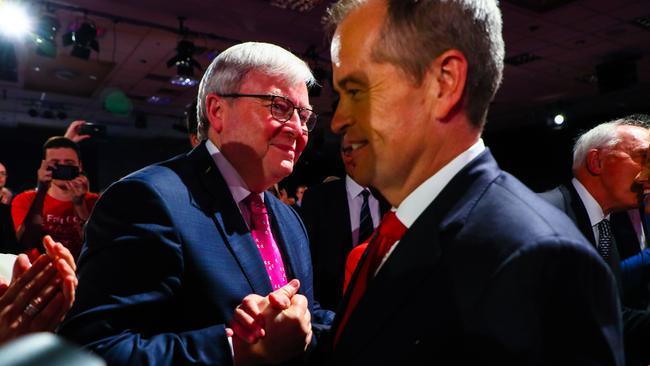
[295,134,308,157]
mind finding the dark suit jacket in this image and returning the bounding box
[58,143,333,366]
[612,210,645,261]
[315,150,623,365]
[540,183,650,366]
[300,178,388,311]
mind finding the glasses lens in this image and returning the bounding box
[270,97,293,121]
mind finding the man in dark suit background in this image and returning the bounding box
[58,42,333,365]
[540,118,650,366]
[301,137,388,310]
[232,0,624,364]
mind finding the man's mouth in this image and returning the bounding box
[342,140,368,155]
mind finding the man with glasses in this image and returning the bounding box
[59,42,333,366]
[540,118,650,366]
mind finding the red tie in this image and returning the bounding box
[245,194,288,290]
[334,211,407,345]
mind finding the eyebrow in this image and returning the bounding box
[335,73,368,90]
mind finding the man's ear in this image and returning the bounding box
[205,94,225,134]
[429,49,467,121]
[586,149,602,175]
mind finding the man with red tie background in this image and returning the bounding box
[232,0,624,364]
[58,42,333,366]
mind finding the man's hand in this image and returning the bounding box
[230,279,300,343]
[0,255,73,344]
[230,279,313,365]
[66,175,90,204]
[36,160,53,189]
[64,120,91,143]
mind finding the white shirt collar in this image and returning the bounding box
[345,174,366,199]
[205,140,263,204]
[396,139,486,228]
[571,177,607,226]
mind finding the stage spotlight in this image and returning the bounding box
[167,40,201,87]
[62,20,99,60]
[0,2,32,38]
[34,14,60,58]
[546,112,567,130]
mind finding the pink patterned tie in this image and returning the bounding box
[245,193,288,290]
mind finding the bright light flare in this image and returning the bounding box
[0,2,32,38]
[553,114,565,125]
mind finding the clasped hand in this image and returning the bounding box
[230,279,312,365]
[0,235,77,344]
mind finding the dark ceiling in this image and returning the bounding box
[0,0,648,139]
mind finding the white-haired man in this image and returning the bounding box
[59,42,333,366]
[540,117,650,366]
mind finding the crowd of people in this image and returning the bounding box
[1,0,650,365]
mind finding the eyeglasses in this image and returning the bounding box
[218,93,317,132]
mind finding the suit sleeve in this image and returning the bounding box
[508,239,624,365]
[57,178,233,366]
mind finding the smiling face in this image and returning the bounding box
[207,70,309,192]
[330,0,444,204]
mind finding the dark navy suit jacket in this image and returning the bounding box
[58,143,332,365]
[540,183,650,365]
[300,178,388,311]
[316,150,623,365]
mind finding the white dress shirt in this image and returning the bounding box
[375,139,486,272]
[206,140,263,228]
[345,175,381,246]
[571,178,609,247]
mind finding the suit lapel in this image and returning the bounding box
[266,192,306,282]
[334,180,353,248]
[191,144,273,295]
[563,184,597,245]
[334,150,501,353]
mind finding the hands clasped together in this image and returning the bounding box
[230,279,313,365]
[0,235,77,344]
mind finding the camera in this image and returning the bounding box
[51,165,80,181]
[78,122,107,137]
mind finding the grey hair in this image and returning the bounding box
[326,0,504,128]
[572,116,650,170]
[196,42,315,140]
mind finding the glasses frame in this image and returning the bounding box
[218,93,317,132]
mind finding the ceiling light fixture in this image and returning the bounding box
[34,14,60,58]
[167,18,201,87]
[0,2,32,38]
[62,19,99,60]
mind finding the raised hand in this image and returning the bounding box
[0,236,77,345]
